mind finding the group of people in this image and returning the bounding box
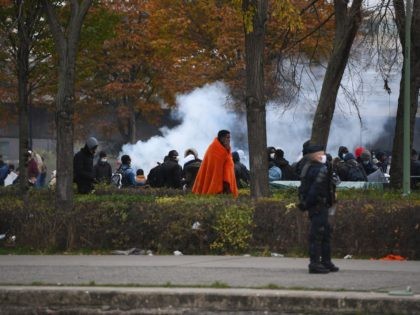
[0,151,48,188]
[73,131,239,196]
[72,137,202,194]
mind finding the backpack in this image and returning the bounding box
[111,167,123,189]
[347,164,366,181]
[297,162,313,211]
[147,163,165,188]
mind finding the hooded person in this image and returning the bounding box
[74,137,98,193]
[183,148,202,189]
[192,130,238,197]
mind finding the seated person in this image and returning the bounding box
[135,169,147,185]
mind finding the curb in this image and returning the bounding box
[0,286,419,314]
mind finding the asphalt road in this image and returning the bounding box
[0,255,418,293]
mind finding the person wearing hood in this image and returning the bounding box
[359,150,378,176]
[74,137,98,193]
[94,151,112,184]
[232,151,250,188]
[183,148,202,189]
[299,144,339,274]
[161,150,183,189]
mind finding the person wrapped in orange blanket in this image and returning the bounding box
[192,130,238,197]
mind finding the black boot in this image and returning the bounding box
[322,261,339,272]
[308,262,330,274]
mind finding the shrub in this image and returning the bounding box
[0,188,419,259]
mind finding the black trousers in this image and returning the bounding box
[308,206,332,264]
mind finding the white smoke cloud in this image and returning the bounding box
[121,82,244,173]
[122,64,400,173]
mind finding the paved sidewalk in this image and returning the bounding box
[0,255,419,293]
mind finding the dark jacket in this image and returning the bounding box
[293,155,309,178]
[94,160,112,184]
[361,161,378,176]
[183,159,201,188]
[301,161,332,210]
[161,159,183,189]
[74,146,95,194]
[340,155,367,181]
[0,161,9,186]
[232,152,250,188]
[274,157,298,180]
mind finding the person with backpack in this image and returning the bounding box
[119,155,141,188]
[341,153,367,181]
[161,150,183,189]
[298,144,339,274]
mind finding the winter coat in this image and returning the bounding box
[120,164,138,188]
[161,159,183,189]
[341,159,367,181]
[300,161,333,210]
[183,159,201,188]
[94,160,112,184]
[274,157,298,180]
[73,146,95,193]
[234,161,250,188]
[361,161,378,176]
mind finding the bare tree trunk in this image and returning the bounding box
[390,0,420,189]
[310,0,363,147]
[243,0,270,198]
[16,0,30,195]
[42,0,93,211]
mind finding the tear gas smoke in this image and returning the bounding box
[122,66,400,173]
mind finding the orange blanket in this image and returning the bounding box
[192,138,238,197]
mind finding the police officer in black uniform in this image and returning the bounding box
[299,144,339,274]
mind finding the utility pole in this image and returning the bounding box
[403,0,412,195]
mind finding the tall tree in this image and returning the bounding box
[390,0,420,189]
[310,0,363,147]
[16,0,41,194]
[242,0,270,197]
[42,0,92,211]
[0,1,45,194]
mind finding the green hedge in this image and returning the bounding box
[0,186,419,259]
